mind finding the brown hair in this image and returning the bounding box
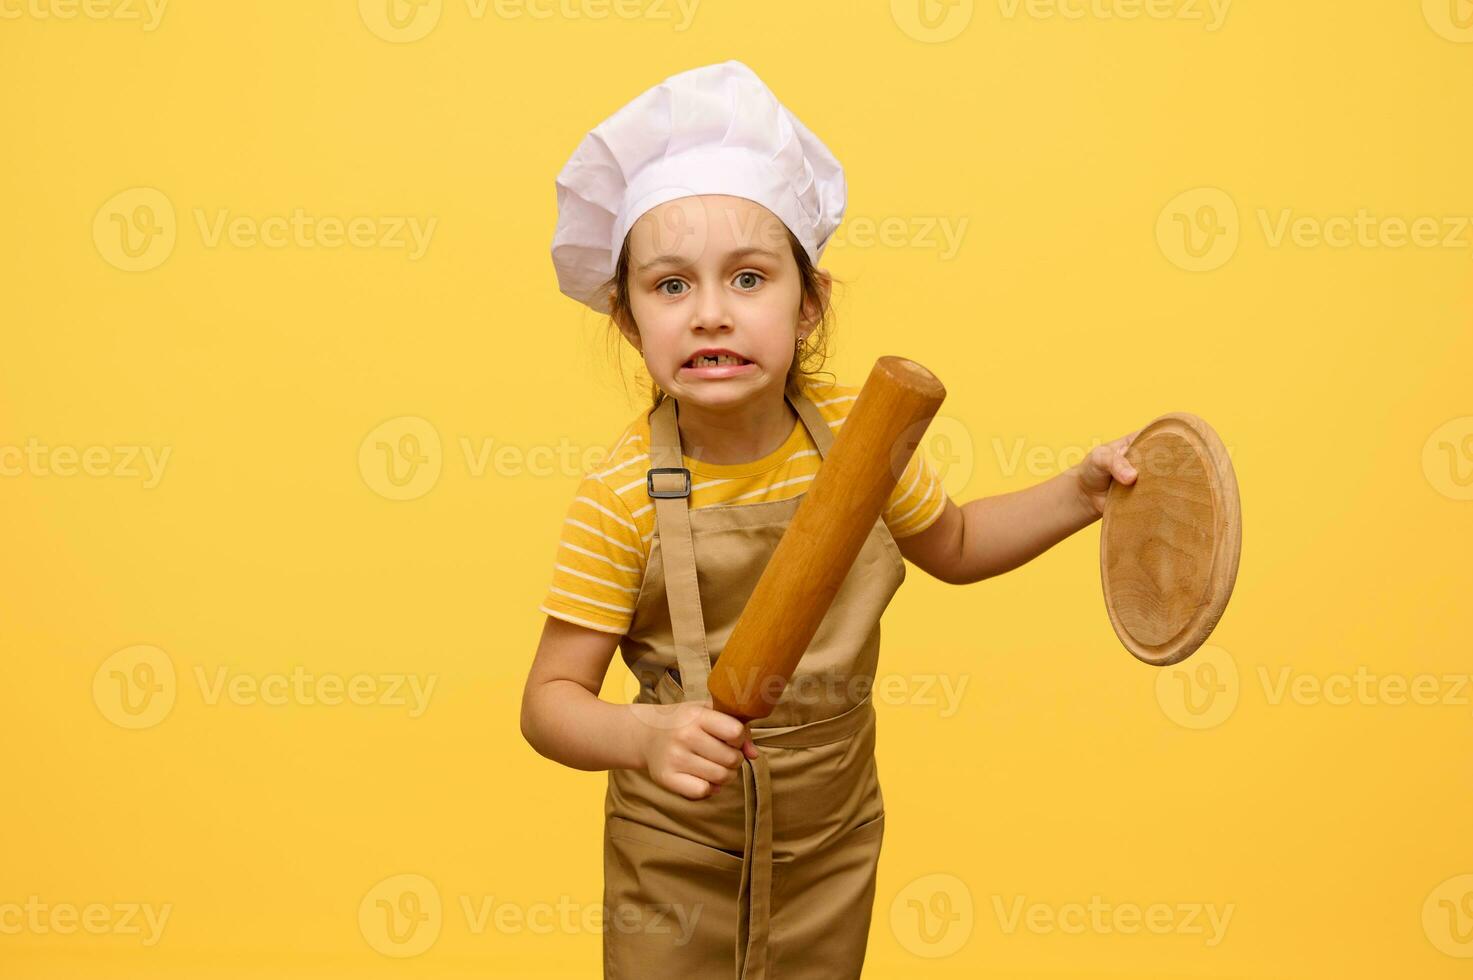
[599,225,839,411]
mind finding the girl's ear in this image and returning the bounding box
[799,268,833,330]
[613,310,642,352]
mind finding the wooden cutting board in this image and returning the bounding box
[1100,413,1241,666]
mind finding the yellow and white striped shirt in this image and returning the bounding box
[539,380,949,635]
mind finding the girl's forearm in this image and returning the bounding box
[954,464,1098,583]
[522,679,647,772]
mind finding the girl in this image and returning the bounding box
[521,60,1140,979]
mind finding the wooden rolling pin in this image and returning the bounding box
[706,356,946,721]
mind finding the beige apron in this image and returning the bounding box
[603,389,907,979]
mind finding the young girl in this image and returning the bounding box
[521,60,1140,979]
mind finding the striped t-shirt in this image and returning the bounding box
[539,381,949,635]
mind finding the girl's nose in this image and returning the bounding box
[691,290,734,331]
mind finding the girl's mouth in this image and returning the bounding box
[680,353,755,379]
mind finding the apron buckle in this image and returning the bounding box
[646,466,692,498]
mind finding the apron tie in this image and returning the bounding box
[735,748,772,980]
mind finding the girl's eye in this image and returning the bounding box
[656,273,763,295]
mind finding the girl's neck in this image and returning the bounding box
[674,391,798,467]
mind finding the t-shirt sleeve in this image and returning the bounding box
[883,448,949,539]
[539,474,646,635]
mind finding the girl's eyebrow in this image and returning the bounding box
[636,245,782,273]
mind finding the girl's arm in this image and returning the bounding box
[521,616,758,795]
[520,615,646,771]
[897,434,1140,585]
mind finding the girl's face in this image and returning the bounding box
[615,194,825,411]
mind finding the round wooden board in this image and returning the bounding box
[1100,413,1241,667]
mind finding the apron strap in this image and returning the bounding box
[790,389,835,459]
[645,387,833,704]
[647,393,715,703]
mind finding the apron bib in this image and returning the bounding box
[603,388,907,979]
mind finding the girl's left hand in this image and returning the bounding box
[1075,428,1143,517]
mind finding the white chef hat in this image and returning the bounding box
[550,59,847,314]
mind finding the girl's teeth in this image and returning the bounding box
[692,354,745,366]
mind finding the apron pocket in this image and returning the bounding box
[603,815,742,978]
[606,814,744,871]
[841,808,885,845]
[767,810,885,980]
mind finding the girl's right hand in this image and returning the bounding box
[630,699,759,800]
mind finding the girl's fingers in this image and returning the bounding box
[691,731,744,769]
[696,706,746,745]
[681,750,737,787]
[666,771,714,800]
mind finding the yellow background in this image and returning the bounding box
[3,1,1471,977]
